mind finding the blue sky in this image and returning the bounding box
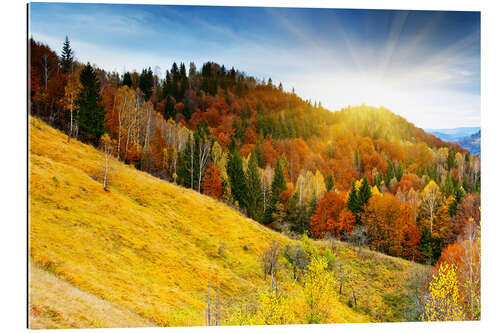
[29,2,480,129]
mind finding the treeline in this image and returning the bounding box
[29,37,480,267]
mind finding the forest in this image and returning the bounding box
[29,36,481,323]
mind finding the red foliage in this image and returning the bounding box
[201,163,223,200]
[310,192,355,239]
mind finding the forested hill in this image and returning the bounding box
[30,37,480,270]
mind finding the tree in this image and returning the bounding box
[227,148,247,208]
[60,36,74,74]
[246,152,264,221]
[260,241,282,292]
[139,67,154,100]
[76,63,106,145]
[421,180,442,235]
[100,133,114,190]
[310,192,354,239]
[326,173,334,192]
[421,263,465,321]
[264,158,287,223]
[202,162,223,200]
[362,193,404,256]
[303,256,337,323]
[122,72,132,87]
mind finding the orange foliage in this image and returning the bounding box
[310,192,355,239]
[201,163,223,200]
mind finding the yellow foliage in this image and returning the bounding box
[421,263,465,321]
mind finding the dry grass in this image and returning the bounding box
[28,116,424,327]
[29,264,155,329]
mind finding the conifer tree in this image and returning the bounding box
[227,148,247,208]
[246,152,263,222]
[76,63,106,145]
[264,158,287,224]
[139,67,154,100]
[326,173,334,192]
[122,72,132,87]
[60,36,74,74]
[358,176,372,206]
[346,180,360,215]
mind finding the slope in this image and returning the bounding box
[29,264,155,329]
[29,116,425,327]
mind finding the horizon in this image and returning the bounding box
[29,2,480,129]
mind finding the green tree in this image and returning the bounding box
[139,67,154,100]
[122,72,132,87]
[264,158,287,223]
[227,148,247,208]
[76,63,106,145]
[246,152,263,222]
[326,173,334,192]
[60,36,74,74]
[358,176,372,206]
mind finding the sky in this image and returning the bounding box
[29,2,480,129]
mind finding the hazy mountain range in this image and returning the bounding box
[426,127,481,155]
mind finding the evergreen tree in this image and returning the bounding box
[227,148,247,208]
[122,72,132,87]
[246,152,263,222]
[60,36,74,74]
[264,158,287,223]
[164,96,176,120]
[76,63,106,145]
[346,181,359,213]
[326,173,334,192]
[358,176,372,207]
[177,135,194,188]
[139,67,154,100]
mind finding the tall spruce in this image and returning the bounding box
[358,176,372,207]
[264,158,287,224]
[346,180,361,215]
[122,72,132,87]
[60,36,74,74]
[246,152,263,222]
[227,148,247,208]
[139,67,154,100]
[76,63,106,145]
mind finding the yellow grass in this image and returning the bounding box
[29,116,425,327]
[29,264,154,329]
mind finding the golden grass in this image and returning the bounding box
[29,264,155,329]
[28,116,425,327]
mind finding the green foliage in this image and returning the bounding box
[139,67,154,100]
[326,173,334,192]
[122,72,132,87]
[228,148,248,208]
[246,152,263,221]
[76,63,106,145]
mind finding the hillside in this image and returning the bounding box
[29,116,427,328]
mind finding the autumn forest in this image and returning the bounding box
[29,34,481,326]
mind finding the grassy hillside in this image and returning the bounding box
[29,116,426,328]
[29,264,154,329]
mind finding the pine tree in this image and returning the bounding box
[358,176,372,207]
[346,181,359,214]
[326,173,334,192]
[60,36,74,74]
[139,67,154,100]
[264,158,287,224]
[76,63,106,145]
[246,152,264,222]
[122,72,132,87]
[227,148,247,208]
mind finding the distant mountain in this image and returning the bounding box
[458,130,481,156]
[426,127,480,142]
